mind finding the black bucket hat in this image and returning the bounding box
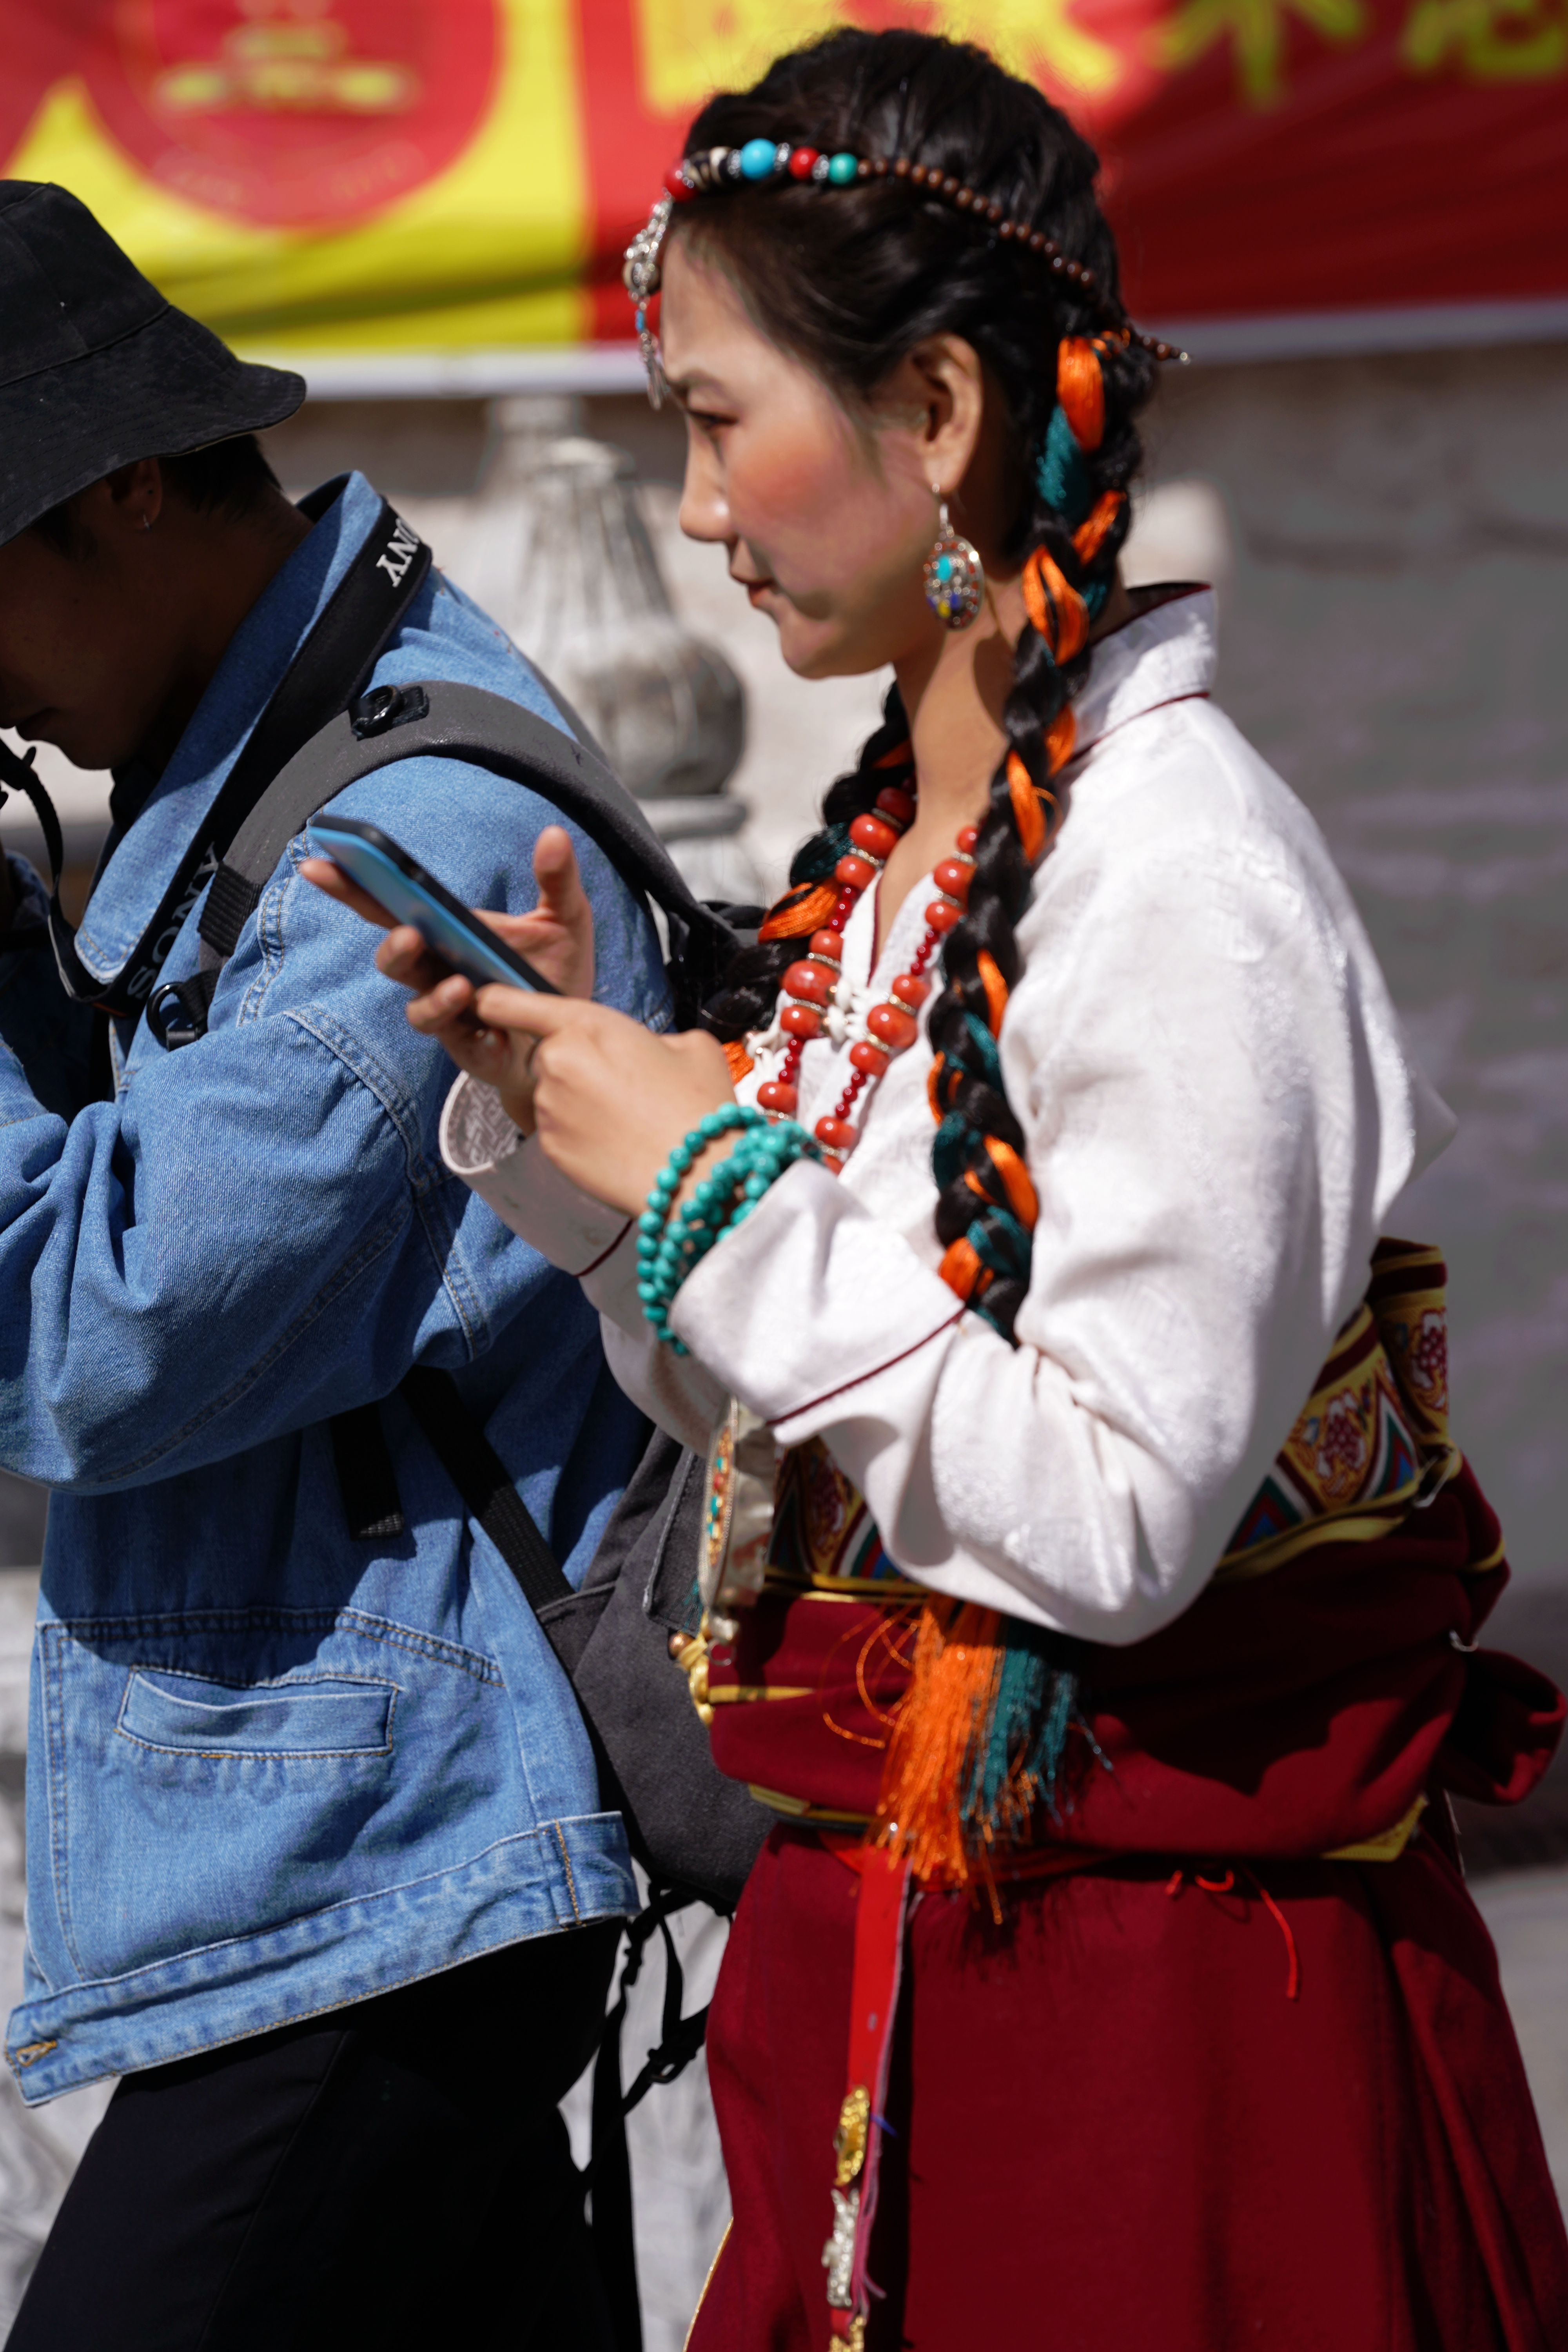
[0,180,305,547]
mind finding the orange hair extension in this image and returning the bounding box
[1073,488,1125,568]
[1006,750,1047,865]
[1057,336,1105,451]
[1021,548,1089,666]
[938,1234,992,1303]
[964,1145,1037,1229]
[722,1040,754,1085]
[1044,706,1077,776]
[978,1136,1039,1227]
[757,881,838,943]
[975,947,1009,1038]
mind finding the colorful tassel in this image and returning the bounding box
[874,1600,1085,1913]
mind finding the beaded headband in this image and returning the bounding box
[622,136,1185,407]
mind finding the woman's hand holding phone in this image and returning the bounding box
[304,825,736,1209]
[302,824,593,1135]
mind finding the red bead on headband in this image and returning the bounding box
[622,138,1185,405]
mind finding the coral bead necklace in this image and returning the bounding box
[756,786,978,1163]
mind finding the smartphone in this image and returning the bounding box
[307,814,558,996]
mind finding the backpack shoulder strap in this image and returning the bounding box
[196,677,739,984]
[400,1365,572,1614]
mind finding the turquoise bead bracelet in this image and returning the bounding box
[637,1105,767,1351]
[638,1111,824,1352]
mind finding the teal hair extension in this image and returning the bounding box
[1033,402,1093,527]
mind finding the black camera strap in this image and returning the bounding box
[0,478,430,1020]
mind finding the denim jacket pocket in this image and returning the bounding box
[118,1670,395,1757]
[29,1617,477,1991]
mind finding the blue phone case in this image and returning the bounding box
[307,816,555,995]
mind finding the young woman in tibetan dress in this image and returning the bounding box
[311,30,1568,2350]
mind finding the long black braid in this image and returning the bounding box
[688,28,1156,1340]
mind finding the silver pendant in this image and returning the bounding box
[922,500,985,629]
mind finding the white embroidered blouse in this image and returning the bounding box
[440,590,1454,1647]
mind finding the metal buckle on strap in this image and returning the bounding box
[146,971,218,1052]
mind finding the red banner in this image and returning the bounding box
[578,0,1568,336]
[1,1,1562,356]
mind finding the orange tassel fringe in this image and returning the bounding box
[874,1600,1043,1915]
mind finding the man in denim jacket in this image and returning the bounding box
[0,183,661,2348]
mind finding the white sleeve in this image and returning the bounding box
[669,794,1447,1647]
[439,1074,726,1453]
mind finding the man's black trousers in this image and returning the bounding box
[10,1924,622,2352]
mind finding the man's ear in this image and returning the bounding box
[90,456,166,537]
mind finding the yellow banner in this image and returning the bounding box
[3,0,590,354]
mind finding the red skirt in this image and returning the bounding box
[691,1467,1568,2349]
[691,1826,1568,2352]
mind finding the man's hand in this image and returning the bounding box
[301,825,594,1134]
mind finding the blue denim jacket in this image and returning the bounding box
[2,475,668,2104]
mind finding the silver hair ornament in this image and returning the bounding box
[622,194,673,408]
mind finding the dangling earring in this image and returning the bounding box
[922,488,984,630]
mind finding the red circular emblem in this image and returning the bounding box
[83,0,500,230]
